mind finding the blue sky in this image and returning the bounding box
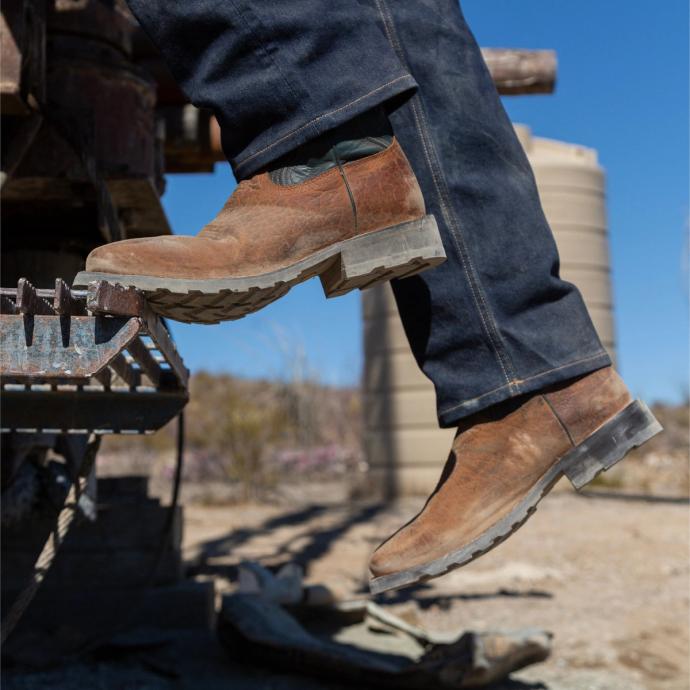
[163,0,689,404]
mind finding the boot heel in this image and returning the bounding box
[561,400,663,490]
[319,215,445,297]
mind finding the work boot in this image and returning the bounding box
[74,111,444,324]
[368,367,662,594]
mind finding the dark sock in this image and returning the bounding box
[267,107,393,185]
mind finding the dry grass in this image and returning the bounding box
[100,371,363,500]
[101,378,689,502]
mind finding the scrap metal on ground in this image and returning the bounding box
[218,561,552,689]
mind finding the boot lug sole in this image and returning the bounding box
[73,216,444,324]
[369,400,662,595]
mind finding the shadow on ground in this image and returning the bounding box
[189,503,384,581]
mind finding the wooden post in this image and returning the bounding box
[482,48,557,95]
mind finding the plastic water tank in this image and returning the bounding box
[362,124,616,497]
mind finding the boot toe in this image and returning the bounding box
[369,532,413,578]
[85,238,153,275]
[85,236,207,278]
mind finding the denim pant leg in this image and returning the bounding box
[128,0,610,428]
[372,0,611,427]
[126,0,416,179]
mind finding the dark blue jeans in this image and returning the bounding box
[127,0,611,427]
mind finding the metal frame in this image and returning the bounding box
[1,278,189,434]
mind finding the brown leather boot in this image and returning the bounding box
[369,367,662,594]
[74,137,444,324]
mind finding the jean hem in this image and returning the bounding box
[437,350,613,428]
[231,73,417,178]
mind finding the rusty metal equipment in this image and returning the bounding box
[0,2,198,641]
[1,278,188,434]
[0,275,188,642]
[1,0,190,439]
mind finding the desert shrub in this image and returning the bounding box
[101,370,363,499]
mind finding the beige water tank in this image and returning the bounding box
[363,125,616,497]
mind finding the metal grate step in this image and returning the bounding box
[1,278,189,434]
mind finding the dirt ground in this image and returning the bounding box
[3,481,688,690]
[179,482,689,690]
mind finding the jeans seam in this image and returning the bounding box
[438,350,610,417]
[374,0,516,388]
[235,74,413,171]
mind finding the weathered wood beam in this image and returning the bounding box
[1,0,46,115]
[482,48,557,95]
